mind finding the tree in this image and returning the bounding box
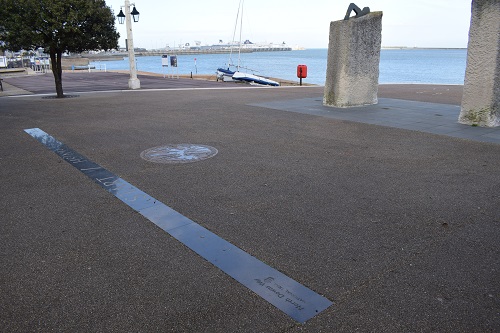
[0,0,119,98]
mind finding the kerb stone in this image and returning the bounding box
[459,0,500,127]
[323,11,383,108]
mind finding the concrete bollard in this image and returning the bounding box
[459,0,500,127]
[323,9,383,108]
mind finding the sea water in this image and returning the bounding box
[91,48,467,86]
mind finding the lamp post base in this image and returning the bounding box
[128,78,141,90]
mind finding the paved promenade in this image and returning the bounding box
[1,72,499,332]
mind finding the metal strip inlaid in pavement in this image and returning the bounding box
[24,128,333,323]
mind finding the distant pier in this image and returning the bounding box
[136,46,292,56]
[83,47,292,62]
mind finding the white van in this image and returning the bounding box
[0,56,7,68]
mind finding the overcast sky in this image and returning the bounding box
[107,0,472,49]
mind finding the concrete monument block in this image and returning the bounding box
[459,0,500,127]
[323,8,383,108]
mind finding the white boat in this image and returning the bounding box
[216,67,235,81]
[216,0,279,87]
[232,72,280,86]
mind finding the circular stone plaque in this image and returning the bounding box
[140,144,218,164]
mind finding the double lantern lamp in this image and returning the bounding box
[117,6,139,24]
[116,1,140,89]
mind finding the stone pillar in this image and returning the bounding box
[323,11,383,108]
[459,0,500,127]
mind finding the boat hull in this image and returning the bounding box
[216,68,235,81]
[232,71,279,86]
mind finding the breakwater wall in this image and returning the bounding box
[137,47,292,56]
[86,47,292,60]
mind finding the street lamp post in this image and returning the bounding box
[117,0,140,89]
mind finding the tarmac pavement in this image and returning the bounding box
[0,71,246,95]
[1,73,499,332]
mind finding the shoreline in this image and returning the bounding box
[90,69,465,90]
[2,69,464,105]
[102,69,316,87]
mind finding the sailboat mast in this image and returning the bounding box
[228,0,243,69]
[238,0,244,71]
